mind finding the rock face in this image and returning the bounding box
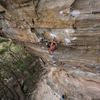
[33,67,100,100]
[0,0,100,100]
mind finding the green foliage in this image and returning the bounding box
[0,37,43,100]
[0,37,9,43]
[0,48,7,54]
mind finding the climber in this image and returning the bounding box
[62,95,65,100]
[46,38,58,55]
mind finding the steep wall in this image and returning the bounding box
[0,0,100,100]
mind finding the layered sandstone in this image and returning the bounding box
[0,0,100,100]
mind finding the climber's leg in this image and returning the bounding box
[49,48,52,55]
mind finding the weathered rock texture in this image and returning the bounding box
[0,0,100,100]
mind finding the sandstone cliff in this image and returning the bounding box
[0,0,100,100]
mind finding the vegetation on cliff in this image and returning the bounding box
[0,36,43,100]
